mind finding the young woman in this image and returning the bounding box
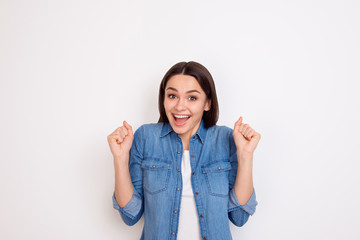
[108,61,261,240]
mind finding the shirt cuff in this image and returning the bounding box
[112,189,142,219]
[228,188,258,215]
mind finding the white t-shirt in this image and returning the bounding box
[177,150,201,240]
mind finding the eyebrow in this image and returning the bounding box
[165,87,201,94]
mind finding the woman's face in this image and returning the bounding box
[164,74,211,140]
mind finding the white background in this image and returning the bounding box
[1,0,359,239]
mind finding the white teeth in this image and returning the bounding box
[174,115,190,118]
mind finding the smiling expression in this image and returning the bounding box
[164,74,211,143]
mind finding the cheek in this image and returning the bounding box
[190,105,204,116]
[163,100,172,112]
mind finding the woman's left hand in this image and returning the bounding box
[233,116,261,156]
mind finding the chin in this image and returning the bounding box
[172,127,187,135]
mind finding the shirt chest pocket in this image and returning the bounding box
[141,158,171,194]
[201,160,232,197]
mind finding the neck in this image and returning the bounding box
[180,123,201,150]
[181,135,190,150]
[178,120,202,151]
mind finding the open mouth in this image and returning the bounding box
[172,114,191,126]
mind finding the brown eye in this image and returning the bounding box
[189,96,197,101]
[168,94,176,99]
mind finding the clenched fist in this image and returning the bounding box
[233,116,261,156]
[107,121,134,159]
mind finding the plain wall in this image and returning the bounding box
[1,0,360,239]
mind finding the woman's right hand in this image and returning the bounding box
[107,121,134,160]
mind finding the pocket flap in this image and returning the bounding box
[201,160,231,173]
[141,158,171,170]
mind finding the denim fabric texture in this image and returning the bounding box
[112,120,258,240]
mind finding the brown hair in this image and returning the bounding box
[158,61,219,128]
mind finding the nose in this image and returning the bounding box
[174,98,186,111]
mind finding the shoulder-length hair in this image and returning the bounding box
[158,61,219,128]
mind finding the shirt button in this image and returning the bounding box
[191,155,194,158]
[152,165,156,168]
[177,151,180,154]
[178,169,181,172]
[174,210,177,214]
[200,214,203,218]
[172,232,176,236]
[218,166,221,170]
[195,192,199,195]
[177,187,180,191]
[192,172,195,175]
[203,237,206,240]
[192,136,195,139]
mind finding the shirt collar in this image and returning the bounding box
[195,120,207,144]
[160,122,173,138]
[160,120,207,144]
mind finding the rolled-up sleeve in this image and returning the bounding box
[112,189,143,226]
[228,188,258,226]
[229,188,257,215]
[112,126,144,226]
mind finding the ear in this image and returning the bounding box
[204,99,211,111]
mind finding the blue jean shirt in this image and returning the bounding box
[112,121,258,240]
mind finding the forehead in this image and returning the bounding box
[165,74,203,92]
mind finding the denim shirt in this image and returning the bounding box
[112,121,258,240]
